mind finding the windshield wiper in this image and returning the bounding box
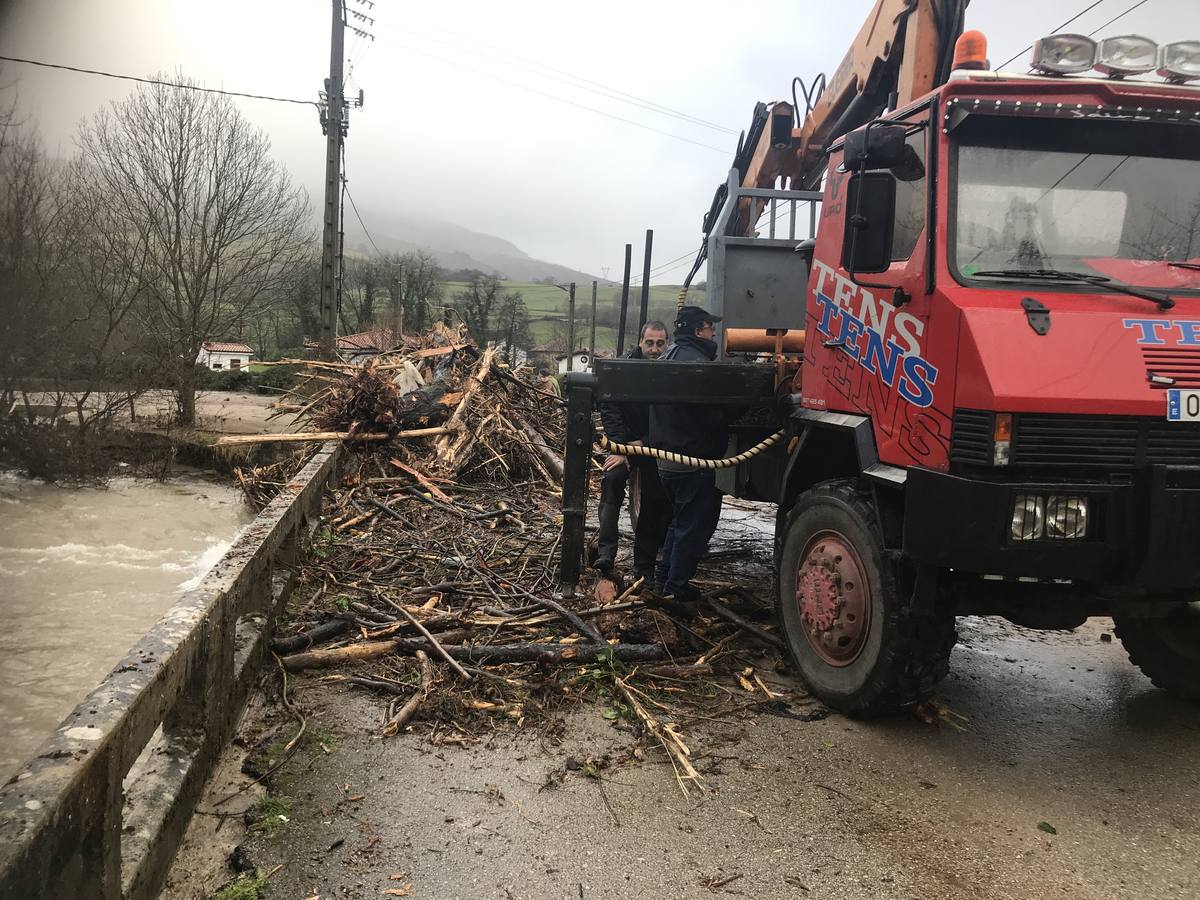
[971,268,1175,311]
[1167,261,1200,271]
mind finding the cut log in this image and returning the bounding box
[269,615,354,654]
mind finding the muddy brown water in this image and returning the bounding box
[0,470,252,780]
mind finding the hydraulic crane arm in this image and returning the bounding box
[704,0,967,250]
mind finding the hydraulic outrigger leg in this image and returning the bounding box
[559,373,595,596]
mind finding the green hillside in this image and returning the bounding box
[441,280,706,353]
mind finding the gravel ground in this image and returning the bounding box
[163,611,1200,900]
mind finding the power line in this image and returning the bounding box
[377,36,729,155]
[995,0,1110,70]
[343,177,386,258]
[376,22,737,135]
[1086,0,1152,35]
[0,54,317,107]
[629,249,699,284]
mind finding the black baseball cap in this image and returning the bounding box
[674,305,722,330]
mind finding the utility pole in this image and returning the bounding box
[392,265,403,346]
[317,1,345,359]
[589,280,597,363]
[317,0,371,359]
[616,243,632,356]
[566,282,577,372]
[638,229,653,335]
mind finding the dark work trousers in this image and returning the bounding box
[595,463,629,569]
[596,459,670,575]
[630,459,670,577]
[656,468,720,600]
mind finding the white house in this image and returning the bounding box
[197,341,254,371]
[555,349,591,375]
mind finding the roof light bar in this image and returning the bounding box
[1095,34,1157,76]
[1158,40,1200,83]
[1031,33,1096,75]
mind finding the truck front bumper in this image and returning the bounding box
[903,465,1200,596]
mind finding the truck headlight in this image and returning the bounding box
[1031,33,1096,74]
[1158,40,1200,83]
[1095,35,1157,76]
[1046,496,1088,539]
[1011,495,1044,540]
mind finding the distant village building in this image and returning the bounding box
[197,341,254,371]
[556,349,591,375]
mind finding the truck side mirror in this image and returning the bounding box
[843,124,908,170]
[841,172,896,275]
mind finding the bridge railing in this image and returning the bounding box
[0,443,340,900]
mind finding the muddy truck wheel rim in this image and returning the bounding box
[796,530,870,667]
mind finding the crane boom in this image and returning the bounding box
[704,0,966,252]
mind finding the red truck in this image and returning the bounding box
[559,2,1200,715]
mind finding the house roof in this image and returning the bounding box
[554,349,590,360]
[202,341,254,354]
[337,328,399,352]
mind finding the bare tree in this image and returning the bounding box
[76,75,312,424]
[496,290,531,365]
[453,274,503,346]
[399,249,441,333]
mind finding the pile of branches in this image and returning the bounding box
[240,328,812,793]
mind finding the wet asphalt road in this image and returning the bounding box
[184,613,1199,900]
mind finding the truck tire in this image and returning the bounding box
[1114,605,1200,701]
[776,479,955,717]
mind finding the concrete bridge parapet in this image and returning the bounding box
[0,443,340,900]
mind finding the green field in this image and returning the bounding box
[441,280,706,352]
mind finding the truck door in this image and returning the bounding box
[802,106,954,471]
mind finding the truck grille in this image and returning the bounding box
[1143,346,1200,389]
[1012,414,1200,468]
[950,409,993,464]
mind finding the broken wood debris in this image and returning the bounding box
[238,324,810,791]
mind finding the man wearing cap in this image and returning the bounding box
[594,321,671,581]
[649,306,728,602]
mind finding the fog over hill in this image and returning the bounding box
[343,207,598,284]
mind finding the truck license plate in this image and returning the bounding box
[1166,389,1200,421]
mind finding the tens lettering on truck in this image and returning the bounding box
[811,259,939,407]
[1123,318,1200,346]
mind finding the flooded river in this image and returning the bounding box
[0,471,253,779]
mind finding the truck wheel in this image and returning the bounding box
[1114,605,1200,701]
[776,480,955,717]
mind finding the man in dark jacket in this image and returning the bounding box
[595,321,671,581]
[649,306,727,601]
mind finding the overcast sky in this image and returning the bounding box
[1,0,1195,280]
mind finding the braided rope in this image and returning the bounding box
[598,429,786,470]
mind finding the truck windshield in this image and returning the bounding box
[952,114,1200,293]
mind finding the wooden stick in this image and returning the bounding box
[389,457,456,505]
[508,407,565,480]
[280,629,471,671]
[435,346,496,462]
[614,675,702,795]
[702,598,785,650]
[215,426,452,447]
[392,604,472,681]
[382,650,432,737]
